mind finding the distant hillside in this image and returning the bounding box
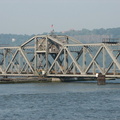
[55,27,120,43]
[0,27,120,46]
[0,34,34,46]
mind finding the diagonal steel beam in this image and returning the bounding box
[84,46,104,74]
[56,61,64,74]
[47,48,64,74]
[37,38,46,48]
[21,35,46,47]
[11,61,19,73]
[20,47,34,73]
[105,52,120,74]
[86,46,104,71]
[103,44,120,70]
[65,47,83,74]
[66,48,83,73]
[47,36,63,46]
[68,36,82,44]
[21,37,35,47]
[20,62,27,73]
[5,49,19,72]
[0,66,4,74]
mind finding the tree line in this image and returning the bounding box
[0,27,120,45]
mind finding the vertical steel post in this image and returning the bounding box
[114,63,116,75]
[93,62,96,74]
[55,61,57,74]
[83,46,86,72]
[3,49,6,71]
[73,63,76,74]
[19,50,21,74]
[103,47,106,73]
[46,37,48,74]
[34,38,37,71]
[64,48,67,73]
[8,50,10,69]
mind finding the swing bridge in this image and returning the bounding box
[0,35,120,80]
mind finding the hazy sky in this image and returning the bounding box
[0,0,120,34]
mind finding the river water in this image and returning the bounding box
[0,80,120,120]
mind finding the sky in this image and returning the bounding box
[0,0,120,35]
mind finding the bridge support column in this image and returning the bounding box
[97,74,106,85]
[52,78,61,82]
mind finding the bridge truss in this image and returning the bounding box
[0,35,120,78]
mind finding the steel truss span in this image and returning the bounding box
[0,35,120,79]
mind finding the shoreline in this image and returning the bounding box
[0,77,117,84]
[0,77,52,83]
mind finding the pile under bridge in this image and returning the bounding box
[0,35,120,80]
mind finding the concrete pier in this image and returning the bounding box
[52,78,61,82]
[97,74,106,85]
